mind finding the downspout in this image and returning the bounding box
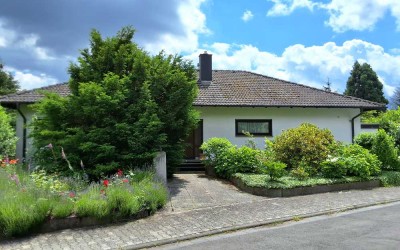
[350,109,364,143]
[16,104,27,161]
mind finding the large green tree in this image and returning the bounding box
[0,62,19,95]
[31,26,198,178]
[344,61,388,104]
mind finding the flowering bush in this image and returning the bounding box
[321,144,381,179]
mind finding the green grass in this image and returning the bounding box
[0,165,168,238]
[233,173,371,189]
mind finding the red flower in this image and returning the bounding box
[122,179,129,183]
[103,179,109,187]
[69,192,75,198]
[9,159,18,165]
[117,169,123,177]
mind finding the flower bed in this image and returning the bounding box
[0,163,168,239]
[231,173,380,197]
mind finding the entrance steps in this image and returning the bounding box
[177,160,205,173]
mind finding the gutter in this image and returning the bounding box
[16,104,27,161]
[350,109,364,143]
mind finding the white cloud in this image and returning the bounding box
[267,0,317,16]
[0,19,16,48]
[320,0,400,32]
[186,39,400,97]
[5,66,59,90]
[17,34,55,60]
[242,10,254,22]
[144,0,210,54]
[266,0,400,32]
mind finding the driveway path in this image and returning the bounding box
[2,174,400,250]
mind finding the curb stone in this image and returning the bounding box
[126,197,400,250]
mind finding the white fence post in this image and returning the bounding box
[153,151,167,184]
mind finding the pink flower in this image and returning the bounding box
[69,192,75,198]
[122,179,129,183]
[103,180,109,187]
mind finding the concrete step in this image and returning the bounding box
[177,160,205,173]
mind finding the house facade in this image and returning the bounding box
[0,53,386,161]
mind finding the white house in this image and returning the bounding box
[0,53,386,161]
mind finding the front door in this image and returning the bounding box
[184,120,203,159]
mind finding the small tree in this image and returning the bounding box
[31,26,198,178]
[0,106,18,158]
[344,61,388,104]
[371,130,399,170]
[0,62,19,96]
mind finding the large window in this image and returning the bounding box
[235,119,272,136]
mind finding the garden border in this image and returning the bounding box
[38,209,151,234]
[230,177,381,197]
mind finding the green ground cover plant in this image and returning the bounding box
[0,163,167,239]
[233,173,369,189]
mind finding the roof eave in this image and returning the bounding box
[193,104,386,110]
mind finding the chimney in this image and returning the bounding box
[199,51,212,86]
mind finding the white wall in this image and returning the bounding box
[14,104,363,160]
[196,107,362,149]
[15,104,35,161]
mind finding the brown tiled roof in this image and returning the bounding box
[0,83,70,104]
[0,71,386,109]
[195,70,385,109]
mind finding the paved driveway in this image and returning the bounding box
[163,174,268,213]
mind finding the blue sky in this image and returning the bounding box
[0,0,399,103]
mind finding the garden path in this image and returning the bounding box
[163,174,269,213]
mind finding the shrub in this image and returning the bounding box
[321,156,347,178]
[379,171,400,187]
[273,123,335,174]
[200,138,233,168]
[342,144,381,179]
[218,146,263,178]
[0,106,18,158]
[354,132,375,150]
[259,161,287,180]
[290,164,310,180]
[371,129,399,170]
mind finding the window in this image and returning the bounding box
[235,119,272,136]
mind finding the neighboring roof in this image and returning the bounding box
[0,71,386,110]
[0,83,70,105]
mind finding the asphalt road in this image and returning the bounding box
[156,202,400,250]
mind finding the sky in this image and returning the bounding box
[0,0,399,103]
